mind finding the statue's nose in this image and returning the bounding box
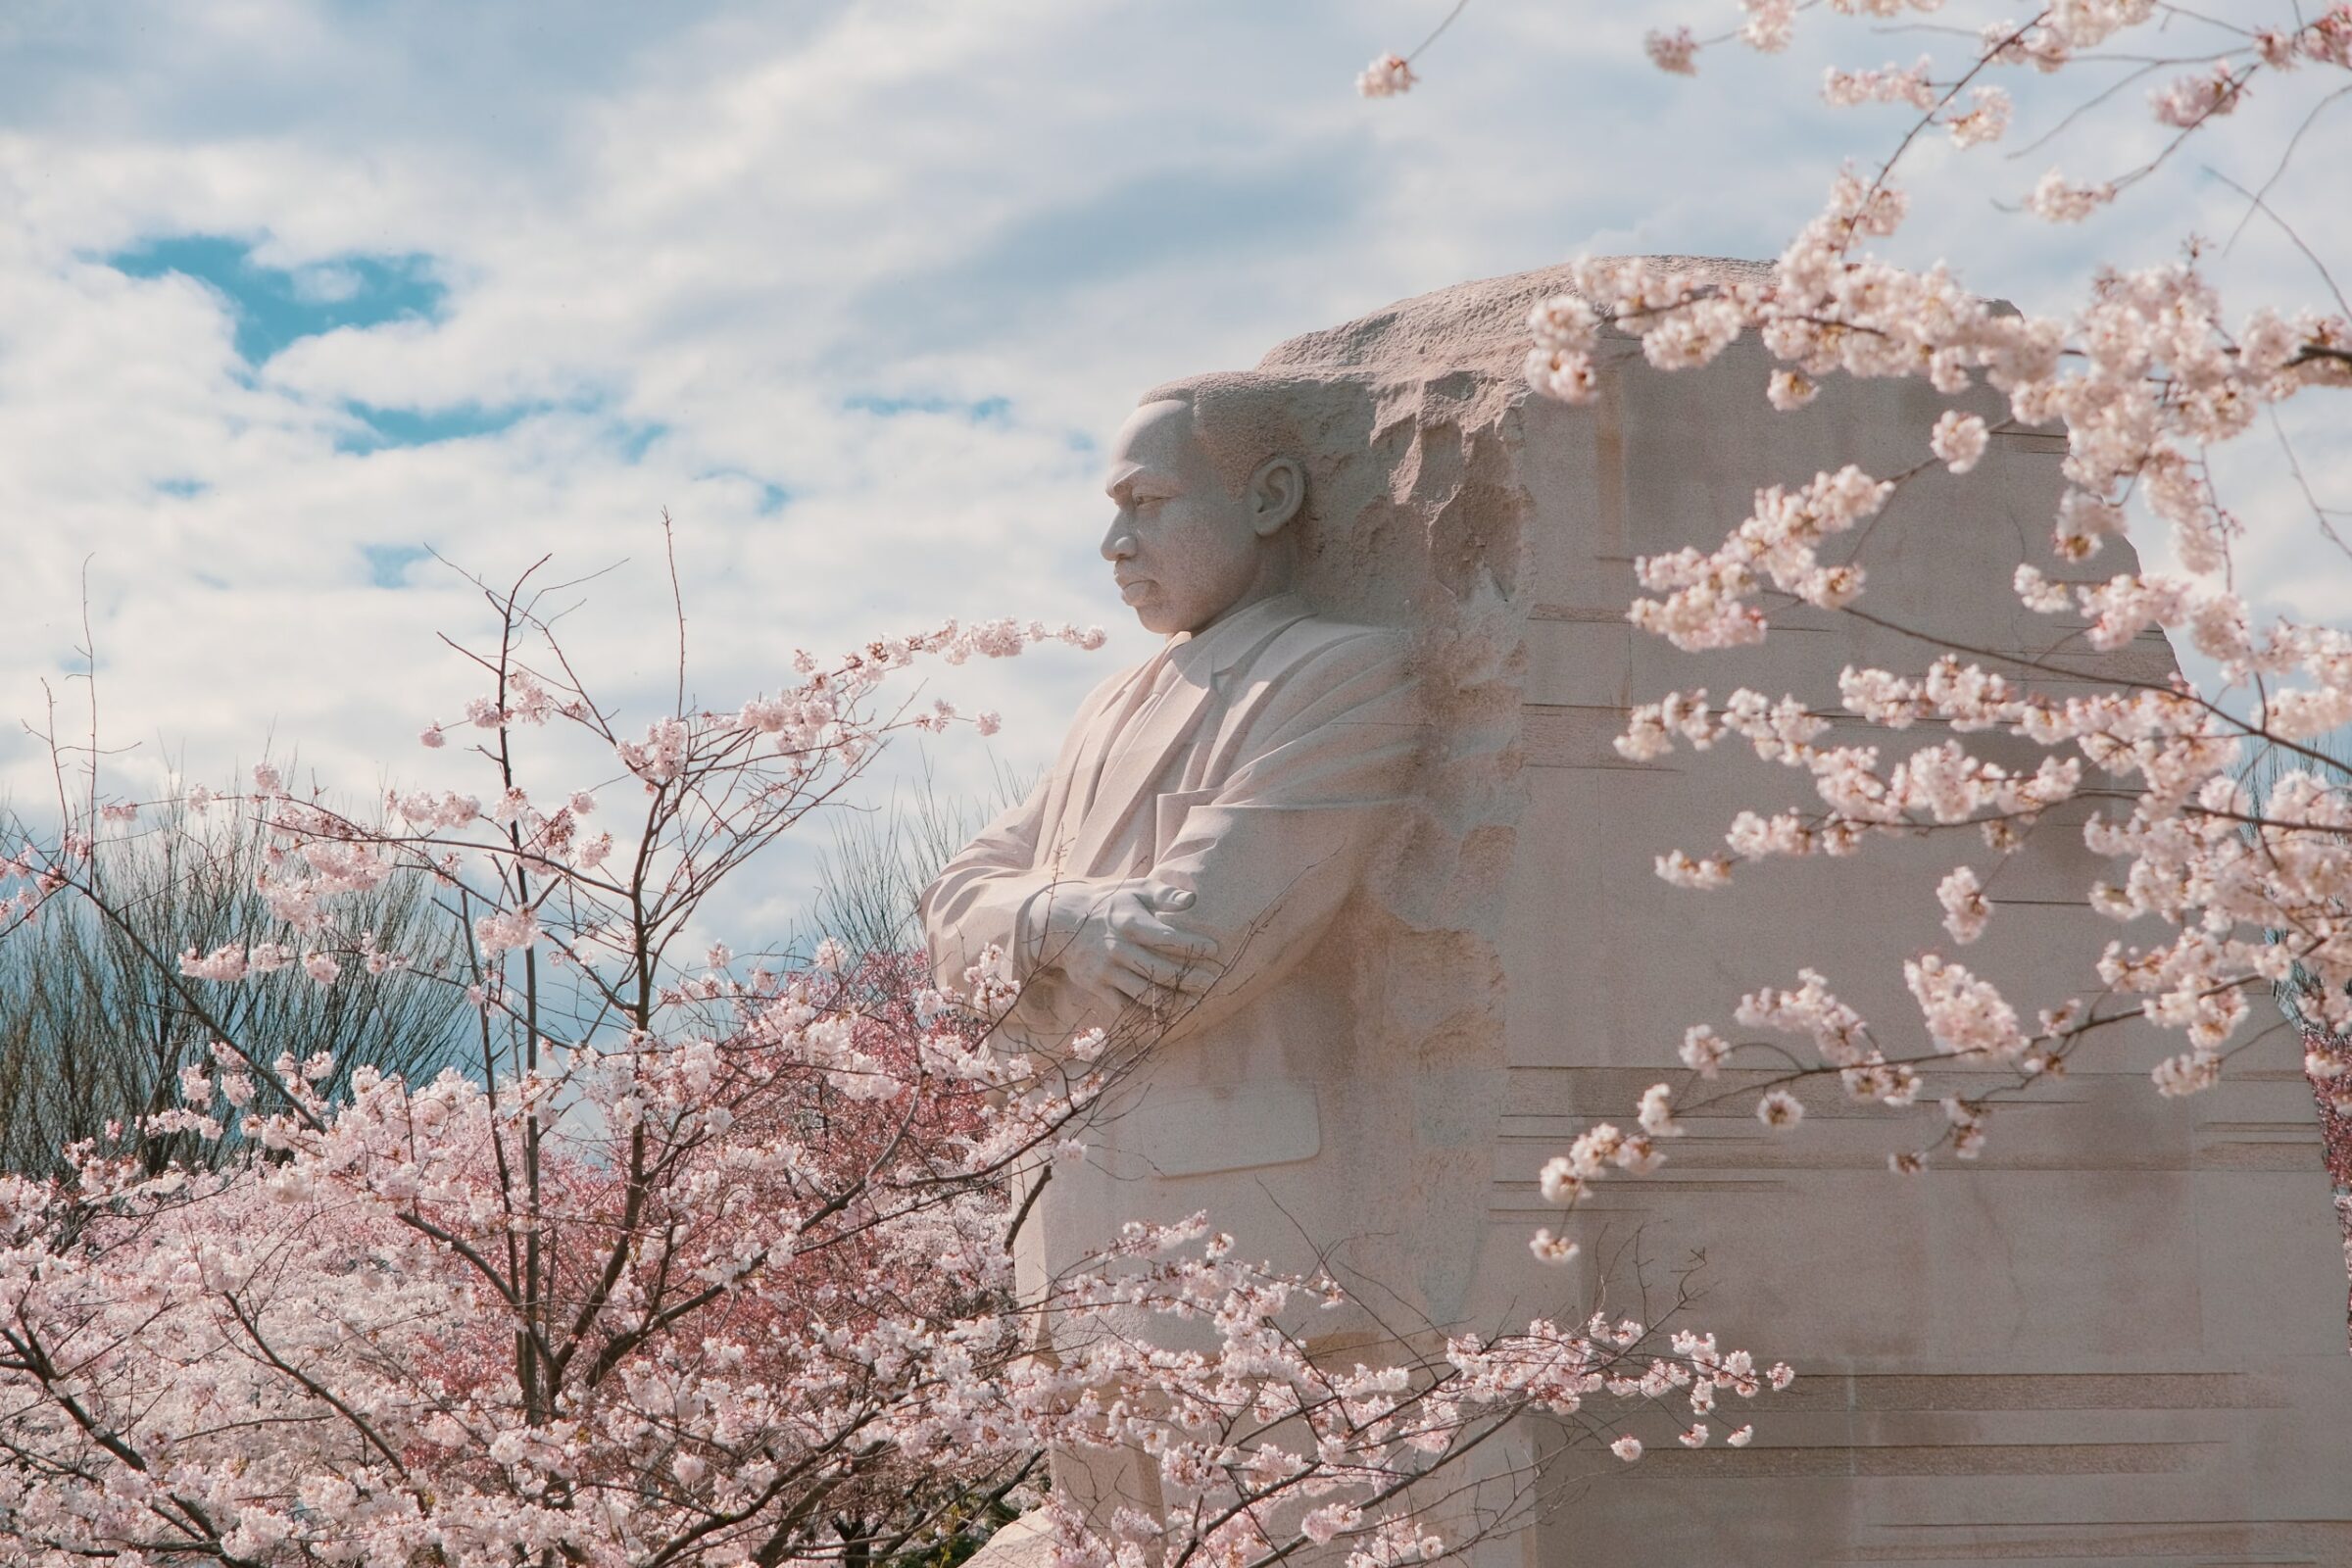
[1101,519,1136,561]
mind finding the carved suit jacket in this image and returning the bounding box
[918,591,1423,1292]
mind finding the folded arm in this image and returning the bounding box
[920,631,1420,1043]
[917,773,1056,995]
[1140,642,1422,1039]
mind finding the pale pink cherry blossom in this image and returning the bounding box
[1529,293,1599,356]
[471,905,540,956]
[1645,26,1699,75]
[1527,0,2352,1247]
[178,942,249,981]
[2012,564,2074,613]
[1528,1228,1580,1263]
[2153,1048,2225,1098]
[1936,865,1990,944]
[1616,687,1734,761]
[1767,368,1819,410]
[1617,464,1890,650]
[2151,65,2247,128]
[3,555,1800,1566]
[1944,84,2012,146]
[1906,955,2030,1060]
[1822,57,1937,111]
[1539,1155,1591,1205]
[1929,410,1988,472]
[1614,1134,1665,1174]
[1356,53,1417,96]
[1943,1096,1990,1159]
[1739,0,1794,53]
[1737,970,1867,1064]
[1681,1023,1731,1077]
[1756,1089,1805,1130]
[2306,9,2352,67]
[2255,28,2301,69]
[1525,346,1597,403]
[2027,171,2116,221]
[1656,849,1736,888]
[1981,22,2071,73]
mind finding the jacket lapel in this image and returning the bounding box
[1034,674,1122,878]
[1067,594,1312,874]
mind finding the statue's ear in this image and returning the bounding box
[1248,456,1305,537]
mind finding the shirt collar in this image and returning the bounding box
[1167,591,1311,676]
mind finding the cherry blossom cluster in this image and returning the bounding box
[0,563,1789,1566]
[1822,57,1936,112]
[1357,53,1416,97]
[0,916,1787,1568]
[445,619,1098,794]
[1506,2,2352,1282]
[1011,1224,1788,1568]
[1628,463,1889,646]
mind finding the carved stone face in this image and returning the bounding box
[1100,399,1293,637]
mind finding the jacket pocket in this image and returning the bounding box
[1152,788,1220,863]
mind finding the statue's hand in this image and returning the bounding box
[1031,877,1220,1007]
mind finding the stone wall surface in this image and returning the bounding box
[1250,261,2352,1566]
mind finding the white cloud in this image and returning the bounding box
[0,0,2343,934]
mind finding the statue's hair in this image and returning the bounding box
[1137,371,1308,499]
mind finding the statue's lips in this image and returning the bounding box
[1114,577,1153,605]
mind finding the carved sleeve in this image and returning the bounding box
[916,662,1134,997]
[915,771,1056,996]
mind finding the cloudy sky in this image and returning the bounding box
[3,0,2344,925]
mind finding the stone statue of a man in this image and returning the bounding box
[918,371,1423,1307]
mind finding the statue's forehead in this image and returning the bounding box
[1106,399,1197,485]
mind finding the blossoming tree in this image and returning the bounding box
[1365,2,2352,1329]
[0,558,1785,1566]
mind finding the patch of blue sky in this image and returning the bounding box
[104,234,445,366]
[336,398,668,459]
[335,400,541,453]
[612,419,669,462]
[700,469,793,514]
[361,544,433,589]
[154,477,208,498]
[845,392,1012,422]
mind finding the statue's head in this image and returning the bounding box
[1101,373,1306,637]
